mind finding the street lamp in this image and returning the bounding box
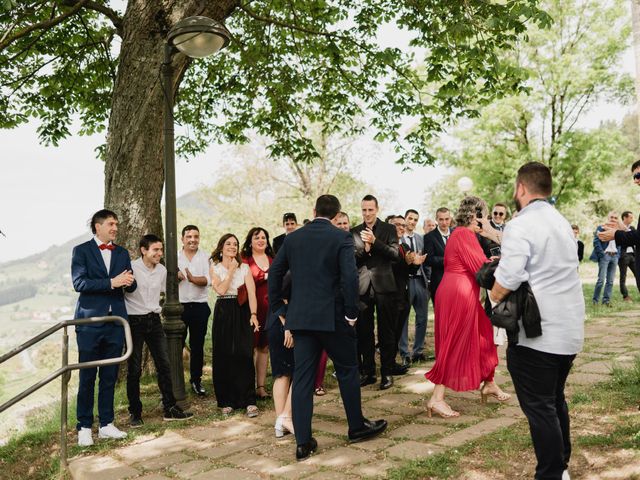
[457,176,473,194]
[162,16,230,406]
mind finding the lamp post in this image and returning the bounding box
[162,16,230,405]
[457,176,473,195]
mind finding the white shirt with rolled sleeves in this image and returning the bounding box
[125,258,166,315]
[178,249,211,303]
[494,200,585,355]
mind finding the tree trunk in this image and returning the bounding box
[632,0,640,142]
[104,0,236,255]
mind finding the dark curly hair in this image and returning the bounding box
[454,196,487,227]
[210,233,242,265]
[241,227,274,259]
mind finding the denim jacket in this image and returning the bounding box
[590,225,621,262]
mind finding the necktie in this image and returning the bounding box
[443,235,449,244]
[99,243,115,251]
[409,236,415,251]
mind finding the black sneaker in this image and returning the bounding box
[164,405,194,421]
[191,380,206,396]
[129,414,144,428]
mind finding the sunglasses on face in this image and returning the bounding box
[492,211,505,217]
[633,172,640,180]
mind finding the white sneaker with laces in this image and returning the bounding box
[562,470,571,480]
[98,423,127,439]
[77,427,94,447]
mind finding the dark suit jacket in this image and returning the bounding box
[424,228,450,294]
[351,219,399,295]
[272,233,286,254]
[615,221,640,272]
[71,240,136,321]
[392,242,412,312]
[268,218,359,332]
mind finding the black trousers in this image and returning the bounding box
[357,290,397,376]
[126,313,176,416]
[507,345,575,480]
[618,252,639,298]
[181,302,211,383]
[292,318,365,445]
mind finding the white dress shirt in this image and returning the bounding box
[178,248,211,303]
[93,236,112,274]
[494,201,584,355]
[125,258,166,314]
[604,239,618,254]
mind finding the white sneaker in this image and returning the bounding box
[562,470,571,480]
[77,427,94,447]
[98,423,127,440]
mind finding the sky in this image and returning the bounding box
[0,17,635,263]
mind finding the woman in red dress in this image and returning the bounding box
[241,227,274,399]
[425,196,510,418]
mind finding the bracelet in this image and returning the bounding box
[251,312,257,316]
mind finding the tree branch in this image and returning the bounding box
[61,0,123,34]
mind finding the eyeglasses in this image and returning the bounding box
[492,211,505,217]
[633,172,640,180]
[395,223,406,228]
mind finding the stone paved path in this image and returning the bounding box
[68,312,639,480]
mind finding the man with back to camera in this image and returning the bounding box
[352,195,400,390]
[71,209,136,447]
[125,234,193,426]
[268,194,387,461]
[273,212,299,254]
[178,225,211,396]
[490,162,584,480]
[398,209,429,366]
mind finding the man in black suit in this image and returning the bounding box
[618,211,639,301]
[352,195,400,390]
[269,194,387,461]
[272,212,298,254]
[424,207,452,306]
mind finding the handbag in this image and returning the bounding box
[237,284,248,306]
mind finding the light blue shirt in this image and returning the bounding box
[494,201,584,355]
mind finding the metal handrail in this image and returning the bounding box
[0,316,133,476]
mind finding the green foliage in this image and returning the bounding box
[0,1,551,164]
[431,0,632,208]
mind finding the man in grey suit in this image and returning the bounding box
[398,209,429,365]
[268,194,387,461]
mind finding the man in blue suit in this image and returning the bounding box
[71,209,136,447]
[268,194,387,461]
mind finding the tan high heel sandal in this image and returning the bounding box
[426,401,460,418]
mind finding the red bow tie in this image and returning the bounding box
[99,243,115,251]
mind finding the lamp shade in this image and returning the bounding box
[457,176,473,193]
[167,16,230,58]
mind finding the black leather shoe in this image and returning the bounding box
[191,380,206,396]
[380,375,393,390]
[296,437,318,461]
[392,363,409,375]
[360,374,377,387]
[348,418,388,443]
[402,356,411,367]
[411,353,427,363]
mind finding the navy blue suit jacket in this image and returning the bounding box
[71,240,136,322]
[268,218,359,332]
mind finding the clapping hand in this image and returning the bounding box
[112,269,134,288]
[405,251,416,265]
[597,226,617,242]
[413,253,427,265]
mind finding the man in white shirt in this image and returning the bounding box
[398,209,429,365]
[490,162,585,480]
[125,234,193,426]
[178,225,211,396]
[618,211,638,302]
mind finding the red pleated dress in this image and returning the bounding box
[425,227,498,391]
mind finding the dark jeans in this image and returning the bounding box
[507,345,576,480]
[357,290,397,376]
[126,313,176,416]
[76,322,124,429]
[181,302,211,383]
[619,252,639,298]
[399,276,428,358]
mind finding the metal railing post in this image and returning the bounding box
[60,325,69,476]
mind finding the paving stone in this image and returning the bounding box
[135,475,173,480]
[169,459,214,478]
[567,372,609,385]
[267,462,318,479]
[313,402,348,418]
[415,413,482,426]
[196,438,262,460]
[181,419,262,442]
[251,437,297,462]
[499,406,525,418]
[306,445,371,467]
[576,360,614,375]
[386,441,444,460]
[191,467,261,480]
[225,452,284,474]
[113,431,209,463]
[69,455,140,480]
[388,422,448,440]
[136,452,192,470]
[434,417,519,448]
[313,419,347,436]
[350,436,394,452]
[304,470,360,479]
[352,458,401,478]
[365,393,423,411]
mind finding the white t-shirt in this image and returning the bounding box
[125,258,166,314]
[178,249,211,303]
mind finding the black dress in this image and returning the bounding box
[212,263,256,409]
[267,272,294,378]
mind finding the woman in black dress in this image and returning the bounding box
[210,234,260,417]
